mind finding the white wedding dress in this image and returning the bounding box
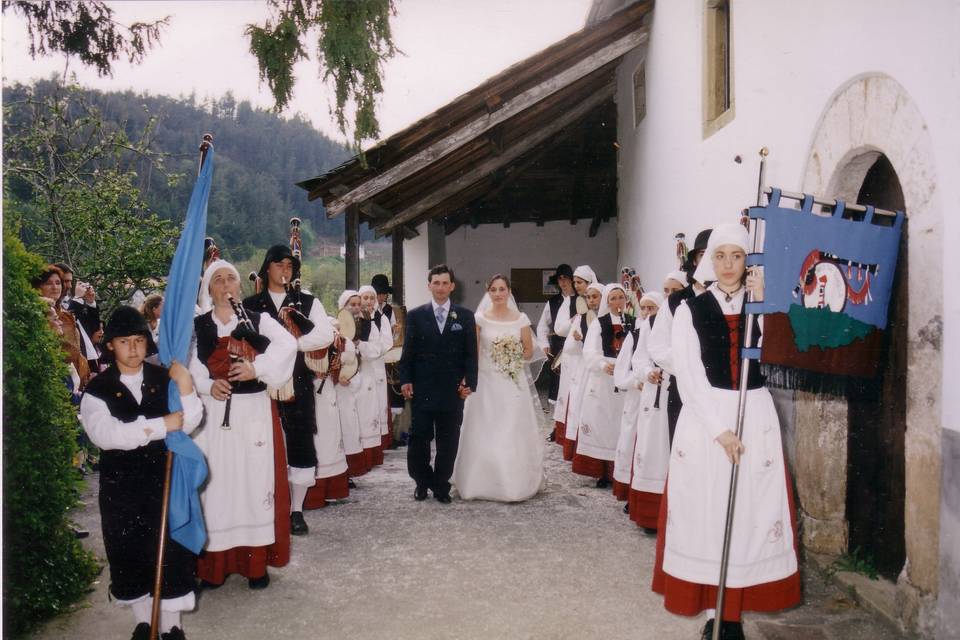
[452,310,546,502]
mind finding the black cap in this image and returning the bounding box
[371,273,393,294]
[547,263,574,285]
[258,244,301,280]
[102,306,151,343]
[692,229,712,252]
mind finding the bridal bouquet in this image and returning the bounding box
[490,335,524,385]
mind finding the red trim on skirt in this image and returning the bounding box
[366,445,384,467]
[571,454,614,480]
[562,437,577,461]
[303,471,350,510]
[381,431,393,451]
[651,462,802,622]
[197,401,291,583]
[346,452,370,477]
[553,421,566,446]
[628,489,662,529]
[612,480,630,501]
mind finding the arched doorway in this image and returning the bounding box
[843,154,907,579]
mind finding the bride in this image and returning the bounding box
[452,274,546,502]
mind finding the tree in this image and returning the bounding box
[2,0,168,76]
[3,82,181,313]
[247,0,397,150]
[3,220,99,636]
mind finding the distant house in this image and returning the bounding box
[298,2,959,636]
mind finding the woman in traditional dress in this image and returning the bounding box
[336,290,372,479]
[188,259,297,590]
[652,223,801,640]
[452,274,545,502]
[558,282,604,460]
[359,285,395,455]
[551,266,597,444]
[572,283,632,487]
[612,290,665,503]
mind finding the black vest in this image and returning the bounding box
[381,303,393,321]
[547,294,576,333]
[358,316,373,342]
[243,290,317,384]
[194,311,267,394]
[83,363,170,481]
[686,293,764,391]
[599,314,634,359]
[668,285,696,315]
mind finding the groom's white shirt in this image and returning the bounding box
[431,299,451,333]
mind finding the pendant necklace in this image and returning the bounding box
[719,285,743,303]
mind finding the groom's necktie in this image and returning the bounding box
[435,306,447,333]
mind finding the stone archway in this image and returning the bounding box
[799,72,942,632]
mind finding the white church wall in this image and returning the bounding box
[402,222,431,308]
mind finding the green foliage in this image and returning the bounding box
[248,0,397,150]
[4,81,180,314]
[2,0,168,76]
[827,546,880,581]
[2,221,99,637]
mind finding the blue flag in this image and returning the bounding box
[158,148,215,554]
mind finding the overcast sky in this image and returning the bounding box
[2,0,592,143]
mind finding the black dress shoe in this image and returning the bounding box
[198,578,223,590]
[248,572,270,590]
[721,621,745,640]
[131,622,151,640]
[290,511,309,535]
[623,503,630,514]
[642,527,658,536]
[546,431,556,442]
[161,626,187,640]
[700,619,715,640]
[348,478,357,488]
[595,478,610,489]
[434,494,452,504]
[414,487,428,501]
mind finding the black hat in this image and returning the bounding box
[371,274,393,295]
[102,306,151,343]
[547,263,574,285]
[258,244,301,280]
[692,229,712,252]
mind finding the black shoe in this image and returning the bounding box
[623,503,630,514]
[414,487,428,501]
[198,578,223,590]
[701,619,715,640]
[131,622,151,640]
[248,572,270,590]
[595,478,610,489]
[348,478,357,488]
[546,431,556,442]
[642,527,658,536]
[290,511,309,536]
[161,626,187,640]
[434,493,452,504]
[720,621,745,640]
[71,525,90,539]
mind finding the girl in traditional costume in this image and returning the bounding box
[335,290,372,479]
[81,306,203,640]
[572,284,632,487]
[652,223,801,640]
[359,285,395,455]
[559,282,604,459]
[189,260,297,590]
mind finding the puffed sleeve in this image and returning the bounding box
[180,390,203,435]
[631,321,656,380]
[582,318,606,372]
[672,303,727,440]
[187,335,214,397]
[80,394,167,450]
[647,306,675,374]
[535,304,551,351]
[357,321,384,359]
[252,313,297,387]
[298,300,335,351]
[561,315,585,357]
[613,332,638,390]
[377,314,393,353]
[553,300,574,337]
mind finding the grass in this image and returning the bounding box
[826,546,880,580]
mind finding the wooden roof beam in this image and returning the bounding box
[325,30,647,218]
[374,81,615,237]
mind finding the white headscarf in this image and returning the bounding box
[338,289,359,311]
[639,290,665,308]
[665,270,687,288]
[693,222,751,285]
[573,265,597,284]
[598,283,626,317]
[198,259,240,313]
[357,285,377,298]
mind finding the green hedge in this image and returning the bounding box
[3,222,98,636]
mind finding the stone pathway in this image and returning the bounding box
[32,413,904,639]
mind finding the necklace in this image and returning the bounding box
[718,284,743,302]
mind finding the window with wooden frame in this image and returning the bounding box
[703,0,734,137]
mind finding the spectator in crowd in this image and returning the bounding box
[141,293,164,346]
[34,265,91,388]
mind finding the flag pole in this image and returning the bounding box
[150,134,214,640]
[711,146,768,640]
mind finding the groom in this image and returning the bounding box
[399,264,478,503]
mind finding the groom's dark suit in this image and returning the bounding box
[399,300,478,497]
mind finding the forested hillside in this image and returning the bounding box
[3,78,353,261]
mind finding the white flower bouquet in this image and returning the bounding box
[490,334,524,385]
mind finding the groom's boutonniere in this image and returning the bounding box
[449,310,458,321]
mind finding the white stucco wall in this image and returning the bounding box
[441,220,619,321]
[613,0,960,431]
[402,222,431,308]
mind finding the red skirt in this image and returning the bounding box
[553,421,566,446]
[571,453,614,480]
[612,480,630,501]
[562,437,577,462]
[652,463,802,622]
[366,445,384,467]
[197,401,291,583]
[628,489,661,529]
[346,452,371,477]
[303,471,350,510]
